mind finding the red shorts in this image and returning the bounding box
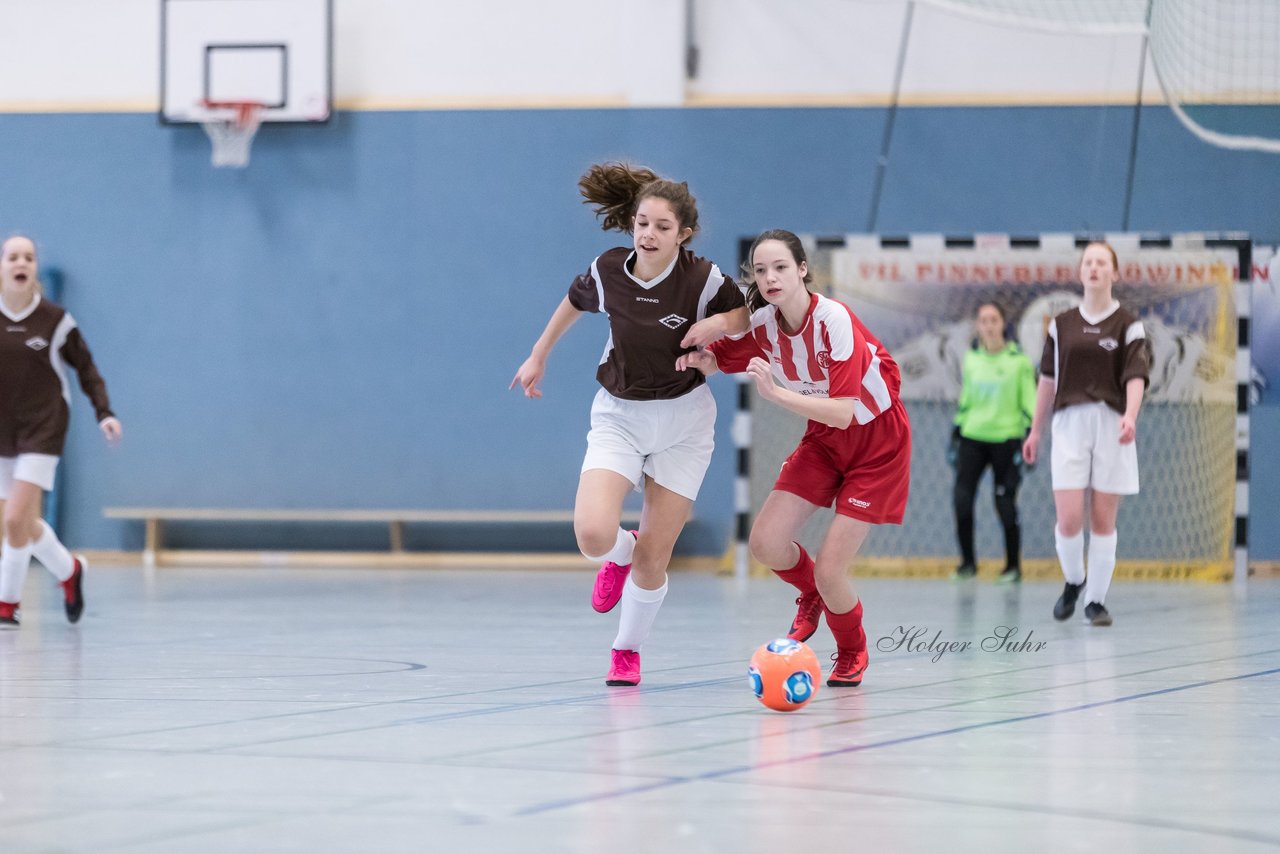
[773,399,911,524]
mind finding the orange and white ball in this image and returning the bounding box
[748,638,821,712]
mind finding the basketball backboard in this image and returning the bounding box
[160,0,331,124]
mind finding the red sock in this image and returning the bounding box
[60,564,79,600]
[771,543,816,595]
[824,600,866,652]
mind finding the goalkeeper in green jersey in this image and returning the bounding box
[950,302,1036,583]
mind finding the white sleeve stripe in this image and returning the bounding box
[823,299,855,360]
[696,264,724,322]
[852,398,876,425]
[1048,317,1059,383]
[1125,320,1145,344]
[50,313,76,406]
[862,343,892,414]
[590,259,606,315]
[599,331,614,366]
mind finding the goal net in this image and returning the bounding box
[920,0,1280,153]
[745,234,1244,580]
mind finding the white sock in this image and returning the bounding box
[612,575,667,651]
[586,528,636,566]
[1055,528,1086,585]
[1085,531,1118,606]
[0,539,34,604]
[31,520,74,582]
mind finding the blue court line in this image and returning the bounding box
[514,664,1280,817]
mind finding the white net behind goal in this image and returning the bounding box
[920,0,1280,153]
[746,237,1241,578]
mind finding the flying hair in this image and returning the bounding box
[578,162,700,239]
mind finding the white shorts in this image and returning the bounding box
[1051,402,1139,495]
[581,385,717,501]
[0,454,60,497]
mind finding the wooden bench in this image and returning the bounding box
[103,507,645,569]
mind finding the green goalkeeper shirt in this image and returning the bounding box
[954,342,1036,443]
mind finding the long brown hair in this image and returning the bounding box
[743,229,813,312]
[578,162,700,239]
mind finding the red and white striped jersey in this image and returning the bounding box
[709,293,901,425]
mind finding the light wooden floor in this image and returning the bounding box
[1,565,1278,853]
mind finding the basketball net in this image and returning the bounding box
[200,101,264,168]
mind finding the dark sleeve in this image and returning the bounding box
[1121,319,1150,388]
[705,274,746,316]
[1039,321,1056,379]
[566,261,601,313]
[59,327,115,422]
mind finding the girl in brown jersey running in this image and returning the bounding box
[511,163,748,686]
[1023,242,1149,627]
[0,235,122,628]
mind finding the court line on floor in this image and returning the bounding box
[11,598,1276,754]
[714,772,1280,848]
[627,644,1280,762]
[354,641,1280,769]
[23,635,1277,760]
[294,639,1280,767]
[512,663,1280,817]
[1,653,429,682]
[57,645,1276,790]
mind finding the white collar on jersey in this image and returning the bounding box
[0,292,40,323]
[1079,299,1120,326]
[623,249,679,290]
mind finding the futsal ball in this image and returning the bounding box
[748,638,821,712]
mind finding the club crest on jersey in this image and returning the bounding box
[816,350,832,369]
[25,336,49,351]
[1098,337,1118,351]
[659,314,688,329]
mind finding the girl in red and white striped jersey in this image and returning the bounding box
[511,163,748,687]
[680,230,911,687]
[0,235,122,628]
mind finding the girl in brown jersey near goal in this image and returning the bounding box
[680,230,912,688]
[511,163,748,686]
[1023,241,1150,627]
[0,235,122,628]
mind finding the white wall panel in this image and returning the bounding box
[0,0,1171,111]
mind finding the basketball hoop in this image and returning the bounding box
[199,100,264,168]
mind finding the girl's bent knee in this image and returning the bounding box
[575,528,617,560]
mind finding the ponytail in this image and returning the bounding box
[578,162,700,239]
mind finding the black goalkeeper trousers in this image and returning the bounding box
[953,436,1023,568]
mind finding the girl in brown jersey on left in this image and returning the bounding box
[511,163,749,686]
[0,235,122,628]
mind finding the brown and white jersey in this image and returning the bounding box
[568,247,745,401]
[0,295,114,456]
[1040,302,1149,414]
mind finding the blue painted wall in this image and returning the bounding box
[1,106,1275,556]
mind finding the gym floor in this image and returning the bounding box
[2,566,1277,853]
